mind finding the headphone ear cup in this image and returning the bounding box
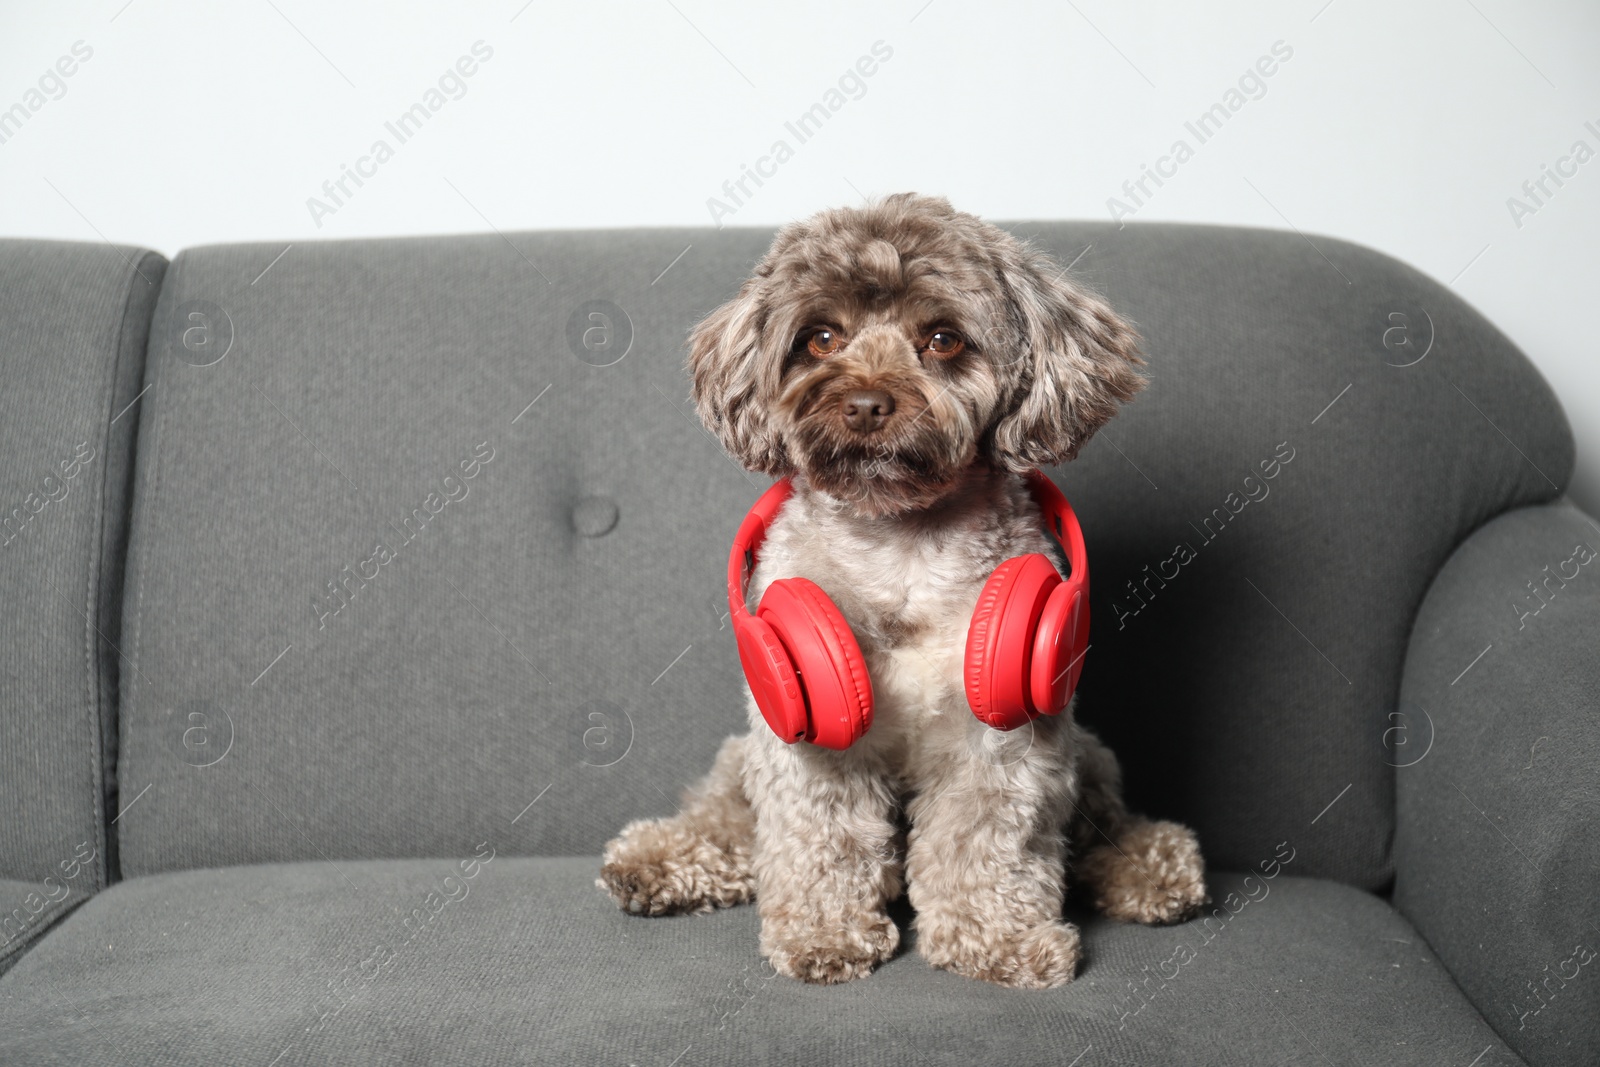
[734,613,808,743]
[1069,593,1090,695]
[1029,584,1081,716]
[965,554,1061,730]
[756,578,873,749]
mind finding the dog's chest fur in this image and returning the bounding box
[747,467,1060,756]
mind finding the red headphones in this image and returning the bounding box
[727,470,1090,750]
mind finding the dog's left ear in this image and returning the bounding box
[986,248,1146,472]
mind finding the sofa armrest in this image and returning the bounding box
[1394,500,1600,1067]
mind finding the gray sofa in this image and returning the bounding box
[0,221,1594,1066]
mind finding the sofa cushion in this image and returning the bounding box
[0,239,165,968]
[114,224,1569,890]
[0,858,1519,1066]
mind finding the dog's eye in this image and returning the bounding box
[922,329,965,358]
[806,328,842,358]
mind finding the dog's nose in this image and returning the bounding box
[841,389,895,433]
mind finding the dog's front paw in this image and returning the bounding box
[920,918,1081,989]
[763,913,899,985]
[597,818,753,916]
[1080,818,1208,925]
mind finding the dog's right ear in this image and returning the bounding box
[985,248,1146,472]
[687,280,791,475]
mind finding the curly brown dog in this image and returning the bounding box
[599,194,1207,988]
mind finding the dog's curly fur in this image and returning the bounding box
[598,194,1207,987]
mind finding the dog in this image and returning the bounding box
[598,193,1207,988]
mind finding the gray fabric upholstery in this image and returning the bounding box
[0,239,165,968]
[1395,500,1600,1066]
[0,858,1522,1066]
[0,222,1584,1065]
[1049,223,1571,892]
[0,879,90,978]
[115,223,1570,892]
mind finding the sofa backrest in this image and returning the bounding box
[0,239,164,964]
[112,223,1570,890]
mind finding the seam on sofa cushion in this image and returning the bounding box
[78,256,135,896]
[90,251,165,888]
[117,251,181,883]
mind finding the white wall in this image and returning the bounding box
[3,0,1596,512]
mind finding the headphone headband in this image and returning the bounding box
[1021,468,1089,604]
[727,471,1086,621]
[727,478,794,624]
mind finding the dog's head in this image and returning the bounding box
[688,193,1145,516]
